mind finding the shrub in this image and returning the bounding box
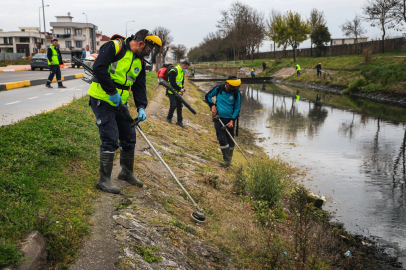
[245,159,287,208]
[232,166,247,195]
[343,77,366,94]
[363,83,382,93]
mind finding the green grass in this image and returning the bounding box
[0,73,159,268]
[0,58,31,67]
[133,245,162,263]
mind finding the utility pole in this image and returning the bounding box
[42,0,47,48]
[39,5,49,52]
[126,21,135,37]
[83,13,88,49]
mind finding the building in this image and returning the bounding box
[95,31,110,53]
[0,27,45,56]
[50,13,98,55]
[330,37,368,46]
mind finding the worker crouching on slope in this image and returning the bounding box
[88,29,161,194]
[205,76,241,167]
[166,61,190,128]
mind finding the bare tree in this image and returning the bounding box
[362,0,398,53]
[151,26,173,69]
[170,44,187,62]
[340,15,368,43]
[246,9,266,63]
[309,8,327,56]
[266,9,282,56]
[393,0,406,29]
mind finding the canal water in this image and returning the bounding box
[194,76,406,266]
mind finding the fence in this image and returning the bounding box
[240,37,406,60]
[0,53,26,61]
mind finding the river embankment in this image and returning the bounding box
[1,71,403,269]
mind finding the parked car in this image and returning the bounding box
[70,49,84,68]
[30,53,49,71]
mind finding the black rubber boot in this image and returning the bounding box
[118,150,143,187]
[96,152,121,194]
[219,148,231,167]
[228,147,235,164]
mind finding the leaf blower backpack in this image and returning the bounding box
[157,63,175,80]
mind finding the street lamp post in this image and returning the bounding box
[83,13,88,50]
[38,5,49,52]
[126,21,135,37]
[41,0,48,48]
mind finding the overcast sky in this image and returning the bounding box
[1,0,402,52]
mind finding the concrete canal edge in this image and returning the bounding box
[0,74,84,91]
[1,231,48,270]
[275,79,406,108]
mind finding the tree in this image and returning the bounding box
[340,15,367,43]
[309,8,327,56]
[392,0,406,29]
[246,9,266,63]
[152,27,173,69]
[285,11,311,62]
[171,44,187,62]
[310,25,331,56]
[266,9,282,56]
[362,0,398,53]
[269,12,289,57]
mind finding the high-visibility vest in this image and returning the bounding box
[167,65,184,94]
[47,46,60,65]
[87,39,142,106]
[296,65,301,71]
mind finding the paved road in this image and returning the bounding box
[0,79,89,126]
[0,68,84,83]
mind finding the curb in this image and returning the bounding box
[0,68,30,72]
[0,67,70,72]
[0,74,84,91]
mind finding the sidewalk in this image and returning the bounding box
[0,65,31,72]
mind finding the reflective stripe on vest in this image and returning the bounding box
[47,46,59,65]
[167,65,184,94]
[87,39,142,106]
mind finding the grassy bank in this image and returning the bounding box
[0,72,399,269]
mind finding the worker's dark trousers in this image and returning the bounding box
[46,65,63,86]
[89,96,136,152]
[214,118,235,149]
[317,70,321,77]
[297,70,300,76]
[167,94,183,123]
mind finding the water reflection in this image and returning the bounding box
[237,84,406,261]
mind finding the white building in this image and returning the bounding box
[50,13,98,54]
[0,27,45,56]
[330,37,368,46]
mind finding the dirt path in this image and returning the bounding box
[68,86,236,270]
[272,67,295,79]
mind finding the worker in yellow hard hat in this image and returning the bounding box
[87,29,162,194]
[315,63,322,78]
[204,76,242,167]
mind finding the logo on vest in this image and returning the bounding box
[229,96,234,100]
[134,67,140,73]
[97,119,102,125]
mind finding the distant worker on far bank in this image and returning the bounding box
[166,60,190,128]
[315,63,322,78]
[262,62,266,71]
[251,68,255,77]
[204,76,241,167]
[296,64,301,76]
[45,39,66,89]
[191,68,195,77]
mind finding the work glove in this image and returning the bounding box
[211,105,217,116]
[108,93,122,107]
[226,120,234,128]
[137,108,146,121]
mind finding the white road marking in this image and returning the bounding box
[27,96,39,99]
[5,101,21,105]
[44,93,53,96]
[59,90,66,92]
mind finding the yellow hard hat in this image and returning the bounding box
[226,77,241,87]
[319,63,321,64]
[145,35,162,47]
